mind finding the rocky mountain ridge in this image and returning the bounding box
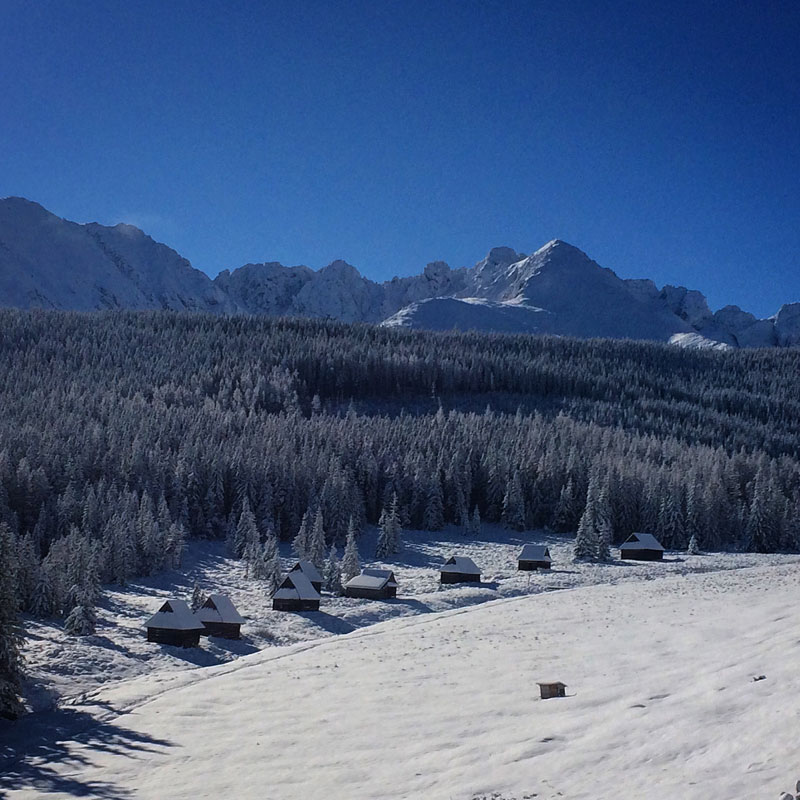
[1,196,798,348]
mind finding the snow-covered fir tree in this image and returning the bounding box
[308,508,327,572]
[341,520,361,582]
[573,473,601,562]
[292,512,311,561]
[0,523,25,719]
[376,495,402,558]
[190,582,205,612]
[501,470,526,531]
[64,588,97,636]
[470,505,481,538]
[595,483,613,562]
[687,533,700,555]
[323,545,343,594]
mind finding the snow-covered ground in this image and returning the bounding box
[15,524,800,715]
[2,552,799,799]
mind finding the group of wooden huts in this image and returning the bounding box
[145,532,665,646]
[145,594,246,647]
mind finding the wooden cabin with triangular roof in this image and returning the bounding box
[273,571,321,611]
[196,593,246,639]
[145,599,204,647]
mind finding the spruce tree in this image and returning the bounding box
[191,582,205,612]
[323,545,343,595]
[31,566,56,617]
[687,533,700,555]
[0,523,25,719]
[235,498,259,560]
[292,511,311,561]
[308,508,327,572]
[573,477,600,562]
[64,589,96,636]
[501,471,526,531]
[595,483,613,562]
[470,505,481,538]
[263,538,283,593]
[342,520,361,582]
[422,479,445,531]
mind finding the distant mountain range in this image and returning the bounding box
[1,196,798,348]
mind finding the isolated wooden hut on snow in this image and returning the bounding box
[196,594,245,639]
[145,599,204,647]
[273,571,321,611]
[518,544,552,571]
[440,556,481,584]
[619,532,665,561]
[537,681,567,699]
[344,568,398,600]
[289,560,323,593]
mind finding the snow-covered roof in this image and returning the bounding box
[519,545,551,561]
[274,571,321,602]
[536,681,567,687]
[620,533,665,551]
[361,568,398,587]
[290,560,323,584]
[145,599,204,631]
[346,573,391,591]
[196,594,246,625]
[441,556,481,575]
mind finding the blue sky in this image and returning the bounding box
[2,0,798,316]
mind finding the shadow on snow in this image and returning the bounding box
[0,704,172,800]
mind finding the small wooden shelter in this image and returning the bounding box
[518,544,552,571]
[196,593,246,639]
[273,571,321,612]
[145,599,204,647]
[440,555,481,584]
[620,532,664,561]
[344,568,398,600]
[289,560,323,593]
[537,681,567,699]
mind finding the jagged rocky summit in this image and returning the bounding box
[0,196,797,348]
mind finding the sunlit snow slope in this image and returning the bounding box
[4,564,799,800]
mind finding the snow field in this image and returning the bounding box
[17,525,800,711]
[4,561,800,799]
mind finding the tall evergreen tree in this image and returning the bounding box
[308,508,327,572]
[292,512,311,561]
[0,523,24,719]
[501,471,526,531]
[341,519,361,582]
[323,545,343,595]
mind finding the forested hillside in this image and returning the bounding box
[1,310,799,655]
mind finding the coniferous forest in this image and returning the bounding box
[1,309,800,716]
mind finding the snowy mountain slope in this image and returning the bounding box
[0,198,233,312]
[382,296,556,334]
[2,196,799,347]
[4,561,799,800]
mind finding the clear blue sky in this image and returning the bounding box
[2,0,798,316]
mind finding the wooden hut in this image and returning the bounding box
[537,681,567,699]
[619,532,665,561]
[289,560,323,593]
[440,555,481,584]
[273,571,321,612]
[145,599,204,647]
[518,544,552,571]
[196,594,245,639]
[344,569,398,600]
[361,568,398,596]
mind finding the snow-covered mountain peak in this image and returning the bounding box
[1,197,797,348]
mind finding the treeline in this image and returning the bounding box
[1,309,800,716]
